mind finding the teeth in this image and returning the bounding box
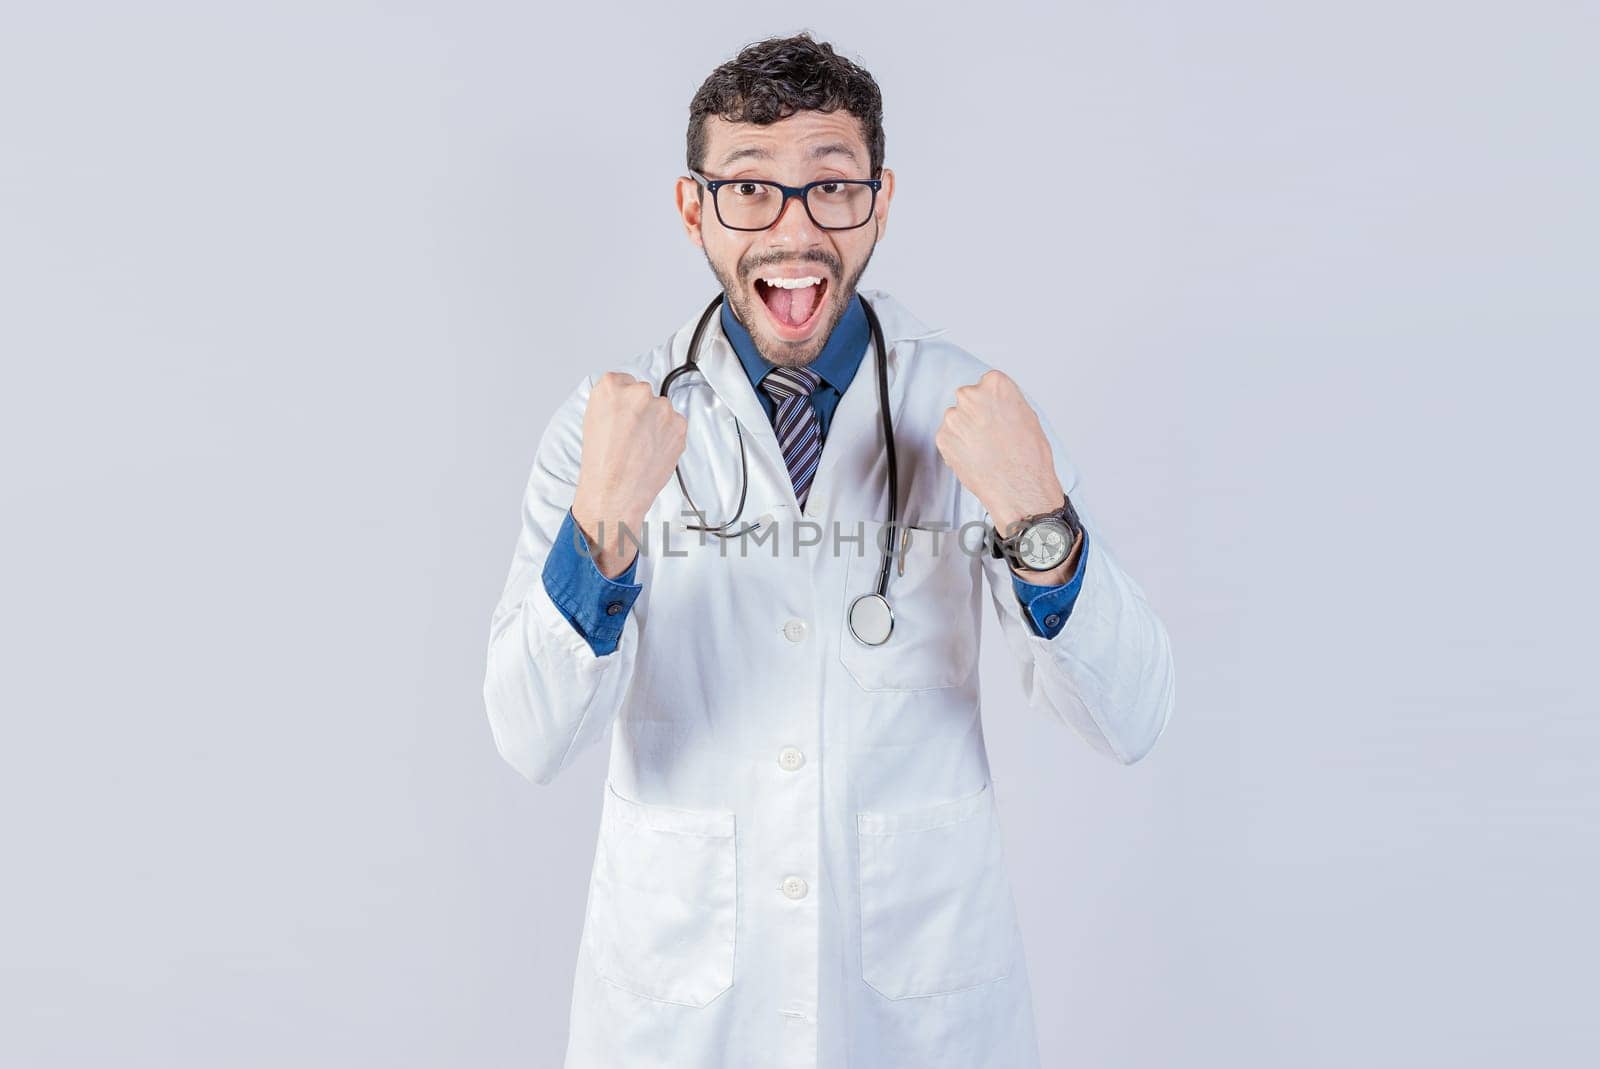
[761,276,823,289]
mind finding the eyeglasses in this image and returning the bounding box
[688,168,882,232]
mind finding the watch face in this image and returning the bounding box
[1018,519,1072,570]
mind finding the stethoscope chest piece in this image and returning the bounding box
[848,592,895,647]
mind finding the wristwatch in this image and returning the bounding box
[989,494,1083,572]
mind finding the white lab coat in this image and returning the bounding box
[483,289,1175,1068]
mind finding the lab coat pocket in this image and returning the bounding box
[839,521,980,692]
[856,780,1017,999]
[584,779,738,1007]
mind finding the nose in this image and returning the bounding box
[766,188,824,248]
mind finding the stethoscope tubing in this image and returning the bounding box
[861,295,897,600]
[660,290,900,606]
[662,294,749,534]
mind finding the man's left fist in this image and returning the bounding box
[935,369,1065,535]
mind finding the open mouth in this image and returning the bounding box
[754,275,829,340]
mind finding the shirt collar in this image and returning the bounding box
[720,293,870,396]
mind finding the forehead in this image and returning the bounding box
[702,110,870,173]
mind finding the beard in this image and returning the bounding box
[701,222,878,368]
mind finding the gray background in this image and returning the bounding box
[3,2,1594,1065]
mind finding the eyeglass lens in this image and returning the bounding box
[715,181,874,230]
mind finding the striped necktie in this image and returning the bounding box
[758,365,824,510]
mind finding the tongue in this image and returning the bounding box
[766,283,820,326]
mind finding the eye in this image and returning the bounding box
[730,182,769,198]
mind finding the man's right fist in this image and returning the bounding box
[571,372,687,578]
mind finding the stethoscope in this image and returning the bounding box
[659,291,900,646]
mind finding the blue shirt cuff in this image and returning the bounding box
[541,509,643,656]
[1008,530,1089,639]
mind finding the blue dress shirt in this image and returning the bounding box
[1009,538,1088,636]
[720,296,869,440]
[542,296,1088,655]
[542,509,644,656]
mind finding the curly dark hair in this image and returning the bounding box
[686,33,885,179]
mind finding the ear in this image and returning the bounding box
[873,166,895,241]
[675,176,706,248]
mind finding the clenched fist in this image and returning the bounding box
[935,369,1065,539]
[571,372,687,577]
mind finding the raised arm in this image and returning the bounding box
[482,371,686,784]
[938,369,1175,763]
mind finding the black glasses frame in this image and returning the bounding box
[687,168,883,232]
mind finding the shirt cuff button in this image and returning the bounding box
[605,602,623,616]
[1043,613,1061,629]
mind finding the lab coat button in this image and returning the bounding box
[782,618,807,643]
[781,875,808,900]
[778,746,804,771]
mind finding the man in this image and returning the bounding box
[483,33,1174,1068]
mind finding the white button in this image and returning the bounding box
[778,746,805,771]
[781,875,809,900]
[782,618,808,643]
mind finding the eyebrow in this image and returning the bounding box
[718,142,861,168]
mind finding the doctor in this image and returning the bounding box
[484,32,1175,1068]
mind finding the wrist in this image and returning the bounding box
[572,485,646,534]
[987,484,1065,536]
[570,498,647,579]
